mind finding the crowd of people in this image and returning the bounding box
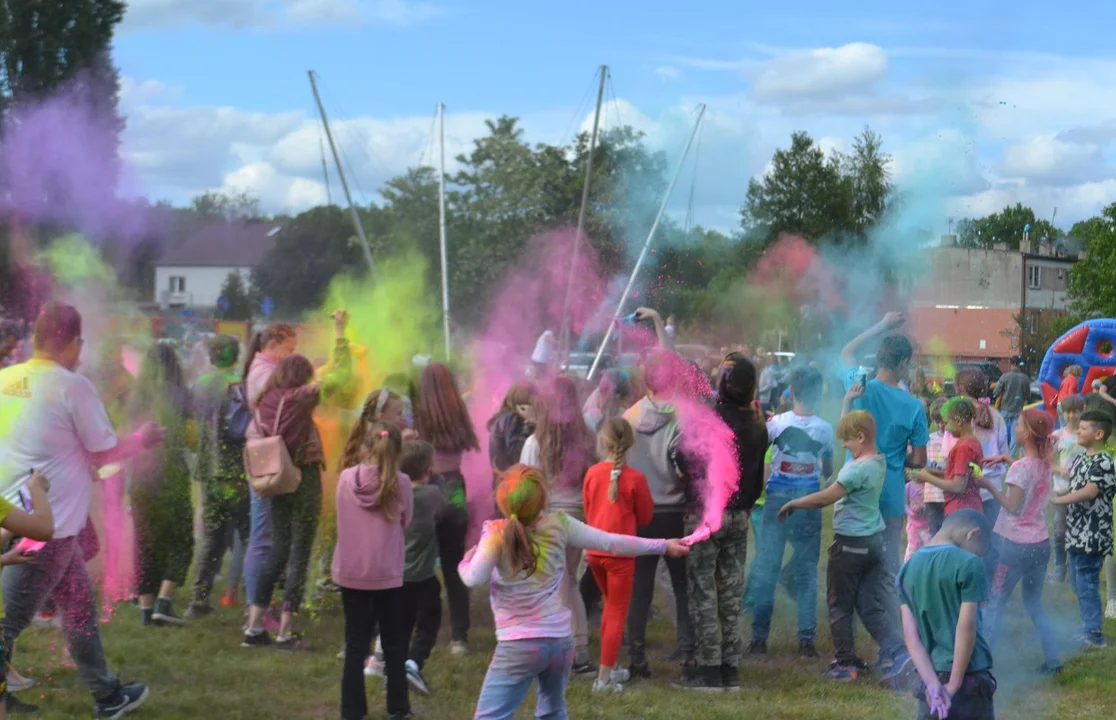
[0,302,1113,720]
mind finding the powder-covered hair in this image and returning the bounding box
[495,464,550,577]
[598,416,635,503]
[362,421,403,523]
[1017,408,1054,462]
[341,387,403,470]
[955,368,994,430]
[414,362,479,453]
[534,376,596,491]
[837,410,876,443]
[943,396,976,426]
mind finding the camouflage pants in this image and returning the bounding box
[686,510,749,667]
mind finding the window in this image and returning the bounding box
[1028,265,1041,289]
[168,276,186,293]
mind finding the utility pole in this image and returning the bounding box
[308,70,376,274]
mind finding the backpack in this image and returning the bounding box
[243,394,303,498]
[222,383,252,443]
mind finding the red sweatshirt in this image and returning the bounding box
[582,462,654,559]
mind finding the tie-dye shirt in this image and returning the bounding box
[992,457,1052,545]
[458,511,668,641]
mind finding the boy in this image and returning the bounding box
[1051,410,1116,648]
[908,398,983,517]
[399,440,447,693]
[751,366,833,658]
[1050,394,1086,582]
[778,410,910,683]
[899,509,995,720]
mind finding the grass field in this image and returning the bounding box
[11,547,1115,720]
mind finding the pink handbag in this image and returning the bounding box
[243,394,303,498]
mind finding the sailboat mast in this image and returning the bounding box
[558,64,608,362]
[438,103,451,359]
[308,70,376,274]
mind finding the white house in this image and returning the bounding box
[154,222,282,309]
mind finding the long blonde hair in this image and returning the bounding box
[362,421,403,523]
[598,416,634,503]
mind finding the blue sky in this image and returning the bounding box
[112,0,1116,231]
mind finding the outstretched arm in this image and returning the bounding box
[840,312,904,367]
[778,482,846,521]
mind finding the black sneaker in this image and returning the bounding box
[95,683,150,719]
[6,694,39,715]
[571,659,598,675]
[184,603,213,618]
[139,609,154,627]
[627,662,652,680]
[720,664,740,691]
[152,599,185,626]
[672,665,723,691]
[799,641,819,659]
[748,640,767,656]
[242,630,272,648]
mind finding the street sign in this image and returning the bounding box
[261,296,274,317]
[216,295,230,313]
[181,307,197,324]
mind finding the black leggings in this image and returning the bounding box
[341,586,408,719]
[132,474,194,596]
[434,470,470,643]
[253,465,322,613]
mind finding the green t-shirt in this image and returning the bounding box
[898,544,993,674]
[833,454,886,537]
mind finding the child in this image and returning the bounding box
[778,411,910,683]
[460,465,688,719]
[488,381,536,483]
[333,422,414,720]
[751,366,833,658]
[398,440,447,696]
[906,481,931,561]
[975,408,1061,672]
[909,398,983,518]
[899,510,996,720]
[1050,394,1085,582]
[1051,410,1116,648]
[956,369,1010,581]
[582,417,654,693]
[924,397,949,534]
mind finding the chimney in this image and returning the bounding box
[1038,240,1052,256]
[992,242,1007,251]
[941,233,958,247]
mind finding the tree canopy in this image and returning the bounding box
[1067,201,1116,318]
[955,203,1059,250]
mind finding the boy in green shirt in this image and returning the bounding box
[898,509,995,720]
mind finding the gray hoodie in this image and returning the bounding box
[622,397,687,511]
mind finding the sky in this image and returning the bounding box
[112,0,1116,233]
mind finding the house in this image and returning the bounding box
[154,221,281,309]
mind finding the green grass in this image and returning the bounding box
[11,563,1115,719]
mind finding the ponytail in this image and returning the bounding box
[495,465,549,577]
[242,322,297,380]
[363,421,403,523]
[342,388,399,470]
[242,332,264,380]
[957,369,994,430]
[598,416,634,504]
[1019,408,1055,464]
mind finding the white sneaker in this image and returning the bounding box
[610,667,631,684]
[450,640,469,656]
[1106,599,1116,620]
[592,678,623,693]
[405,659,431,695]
[363,655,384,677]
[6,667,34,693]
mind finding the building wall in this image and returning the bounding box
[908,307,1018,360]
[912,247,1023,310]
[154,265,251,308]
[1023,257,1074,310]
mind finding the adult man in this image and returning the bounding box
[994,357,1031,454]
[0,302,161,719]
[841,312,929,576]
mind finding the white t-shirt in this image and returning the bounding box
[766,411,834,491]
[0,360,117,538]
[531,330,556,364]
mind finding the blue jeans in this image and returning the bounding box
[474,636,574,720]
[986,538,1060,665]
[1004,414,1019,456]
[751,488,821,643]
[742,506,764,610]
[243,487,273,605]
[1068,551,1105,640]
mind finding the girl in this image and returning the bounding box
[129,342,194,626]
[488,381,536,480]
[908,397,984,517]
[923,396,948,534]
[520,376,598,674]
[904,481,930,561]
[582,417,654,692]
[460,465,688,719]
[1056,364,1082,410]
[333,422,413,720]
[1050,394,1085,582]
[414,362,480,654]
[243,354,325,648]
[957,369,1010,579]
[975,408,1062,673]
[582,370,636,433]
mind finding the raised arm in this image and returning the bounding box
[840,312,904,367]
[635,307,671,348]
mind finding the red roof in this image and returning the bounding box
[908,307,1018,359]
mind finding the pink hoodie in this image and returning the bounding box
[332,464,414,591]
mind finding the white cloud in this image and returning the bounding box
[999,136,1113,187]
[122,0,441,30]
[750,42,888,101]
[654,66,682,81]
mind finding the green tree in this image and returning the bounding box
[842,127,892,236]
[956,203,1058,250]
[190,190,262,221]
[217,271,253,321]
[1067,202,1116,318]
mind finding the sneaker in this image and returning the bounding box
[7,667,35,693]
[1038,661,1064,675]
[274,633,306,650]
[748,640,767,656]
[672,665,723,691]
[825,663,861,681]
[140,609,154,627]
[720,664,740,691]
[592,678,623,693]
[405,659,430,695]
[449,640,469,656]
[94,683,150,719]
[571,660,598,676]
[6,694,39,715]
[1078,632,1108,649]
[1107,600,1116,620]
[627,662,652,680]
[609,667,631,684]
[799,641,819,659]
[364,655,385,677]
[882,652,915,691]
[152,600,186,626]
[241,630,272,648]
[184,603,213,619]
